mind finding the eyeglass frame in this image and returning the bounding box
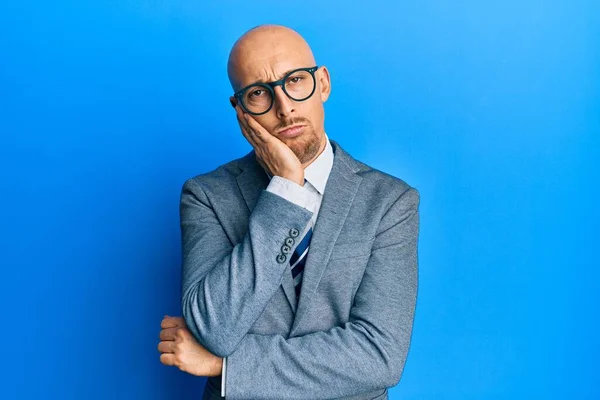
[233,66,319,116]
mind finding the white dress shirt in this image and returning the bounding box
[220,132,334,397]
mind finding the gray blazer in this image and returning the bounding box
[180,139,420,400]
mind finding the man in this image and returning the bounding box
[158,24,420,400]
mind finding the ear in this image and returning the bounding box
[229,96,237,108]
[317,66,331,103]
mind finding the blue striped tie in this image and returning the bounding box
[290,224,313,300]
[289,178,314,300]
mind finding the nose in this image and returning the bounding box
[272,85,295,118]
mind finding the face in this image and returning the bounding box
[228,29,331,165]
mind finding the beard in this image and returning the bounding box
[285,128,321,164]
[275,118,322,164]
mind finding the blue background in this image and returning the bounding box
[1,1,598,399]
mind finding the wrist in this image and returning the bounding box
[212,356,224,377]
[281,173,304,186]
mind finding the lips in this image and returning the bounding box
[278,125,305,138]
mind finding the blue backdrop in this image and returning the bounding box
[1,1,598,399]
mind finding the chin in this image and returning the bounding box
[291,134,321,164]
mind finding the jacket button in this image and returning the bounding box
[276,254,287,263]
[281,245,291,254]
[285,237,295,247]
[289,228,300,237]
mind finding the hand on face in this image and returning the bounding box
[234,104,305,187]
[157,315,223,377]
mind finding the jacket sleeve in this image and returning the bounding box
[220,175,313,397]
[223,187,420,400]
[180,177,313,358]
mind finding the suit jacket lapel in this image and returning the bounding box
[290,140,362,336]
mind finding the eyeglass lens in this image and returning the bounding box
[242,70,315,114]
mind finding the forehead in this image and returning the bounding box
[236,45,313,88]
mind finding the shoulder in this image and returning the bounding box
[333,140,419,204]
[180,152,249,195]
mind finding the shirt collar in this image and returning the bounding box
[264,132,334,195]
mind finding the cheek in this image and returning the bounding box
[302,93,323,115]
[305,102,324,126]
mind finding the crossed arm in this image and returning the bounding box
[179,177,419,399]
[180,176,313,358]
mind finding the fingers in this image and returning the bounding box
[244,113,269,143]
[233,106,277,175]
[157,339,177,354]
[236,115,257,148]
[234,105,254,145]
[159,353,176,366]
[159,327,179,341]
[158,316,186,368]
[234,105,267,145]
[161,316,184,329]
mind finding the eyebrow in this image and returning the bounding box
[247,68,298,87]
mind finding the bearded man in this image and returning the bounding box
[158,24,420,400]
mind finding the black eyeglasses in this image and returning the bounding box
[233,66,319,116]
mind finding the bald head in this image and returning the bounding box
[227,25,317,91]
[226,24,331,167]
